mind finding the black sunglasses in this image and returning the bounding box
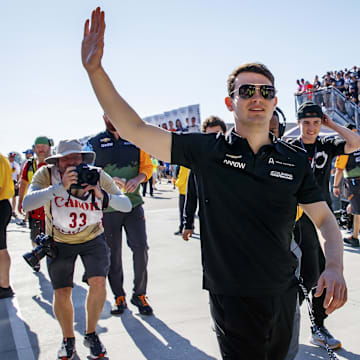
[231,84,276,99]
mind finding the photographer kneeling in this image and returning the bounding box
[23,139,131,360]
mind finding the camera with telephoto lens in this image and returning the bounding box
[333,209,353,231]
[23,234,57,269]
[72,163,99,189]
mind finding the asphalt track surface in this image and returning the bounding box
[1,182,359,359]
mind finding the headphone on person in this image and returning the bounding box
[274,107,286,138]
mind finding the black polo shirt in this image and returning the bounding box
[171,130,324,296]
[289,136,346,206]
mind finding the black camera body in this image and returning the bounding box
[72,163,99,189]
[334,209,353,231]
[23,234,57,269]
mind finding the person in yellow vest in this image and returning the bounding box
[174,166,190,235]
[0,153,15,299]
[18,136,53,272]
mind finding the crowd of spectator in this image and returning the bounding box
[295,66,360,123]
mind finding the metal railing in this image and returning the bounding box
[294,87,360,129]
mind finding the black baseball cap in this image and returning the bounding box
[297,101,323,120]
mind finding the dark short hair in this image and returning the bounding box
[201,116,227,133]
[227,63,275,97]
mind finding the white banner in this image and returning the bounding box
[178,106,189,130]
[143,104,201,132]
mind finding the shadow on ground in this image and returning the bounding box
[0,298,40,359]
[297,344,360,360]
[119,310,217,360]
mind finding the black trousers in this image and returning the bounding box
[0,200,12,250]
[142,176,153,196]
[210,285,297,360]
[178,194,185,232]
[294,215,320,295]
[103,206,148,297]
[295,214,327,327]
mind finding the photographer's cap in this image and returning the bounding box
[45,139,96,165]
[297,101,323,120]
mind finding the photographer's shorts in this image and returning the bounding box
[346,178,360,214]
[0,199,12,250]
[47,233,110,289]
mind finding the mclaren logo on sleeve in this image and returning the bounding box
[269,170,294,181]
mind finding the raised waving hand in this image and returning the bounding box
[81,7,172,163]
[82,7,105,74]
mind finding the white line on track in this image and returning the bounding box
[5,296,35,360]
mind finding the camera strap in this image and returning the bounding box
[101,190,109,210]
[90,190,100,210]
[65,189,101,211]
[298,278,339,360]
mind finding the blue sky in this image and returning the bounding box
[2,0,359,156]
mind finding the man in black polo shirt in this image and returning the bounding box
[289,102,360,350]
[81,8,347,359]
[182,115,227,241]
